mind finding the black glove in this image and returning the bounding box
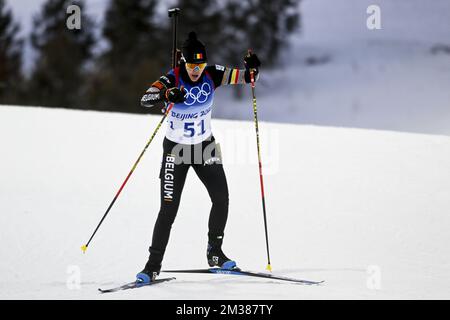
[244,52,261,70]
[164,86,186,104]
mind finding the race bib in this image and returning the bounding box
[165,74,215,145]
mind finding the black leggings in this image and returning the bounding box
[147,136,229,266]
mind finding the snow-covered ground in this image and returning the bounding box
[2,0,450,300]
[1,105,449,299]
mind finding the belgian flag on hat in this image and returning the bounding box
[182,31,207,63]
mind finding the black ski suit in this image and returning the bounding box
[141,62,258,269]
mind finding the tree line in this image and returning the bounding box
[0,0,301,114]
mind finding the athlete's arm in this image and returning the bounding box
[206,65,259,88]
[206,53,261,88]
[141,73,177,108]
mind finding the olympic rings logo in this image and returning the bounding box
[184,83,211,105]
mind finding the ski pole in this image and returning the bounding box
[81,104,174,253]
[247,49,272,271]
[81,8,181,254]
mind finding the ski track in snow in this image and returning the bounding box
[0,106,449,299]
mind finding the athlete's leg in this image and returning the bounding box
[144,139,190,272]
[192,139,229,247]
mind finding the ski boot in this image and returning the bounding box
[207,243,237,270]
[136,261,161,285]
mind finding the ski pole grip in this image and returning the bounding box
[246,49,257,83]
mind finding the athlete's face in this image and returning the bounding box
[185,62,207,82]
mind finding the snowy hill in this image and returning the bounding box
[1,105,449,299]
[7,0,450,136]
[213,0,450,136]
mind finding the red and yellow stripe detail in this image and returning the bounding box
[230,69,240,84]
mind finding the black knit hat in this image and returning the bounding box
[182,31,207,63]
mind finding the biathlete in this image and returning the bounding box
[137,31,261,283]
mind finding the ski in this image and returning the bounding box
[162,268,323,285]
[98,277,176,294]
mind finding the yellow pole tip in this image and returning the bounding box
[81,245,87,254]
[266,264,272,272]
